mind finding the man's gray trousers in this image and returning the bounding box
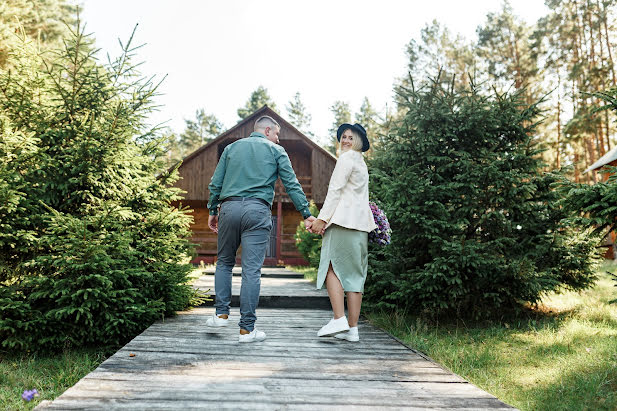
[214,198,273,332]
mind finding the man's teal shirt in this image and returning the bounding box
[207,132,311,219]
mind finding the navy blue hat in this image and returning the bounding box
[336,123,370,152]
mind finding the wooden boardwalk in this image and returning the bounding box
[38,306,513,410]
[37,268,514,410]
[193,267,330,309]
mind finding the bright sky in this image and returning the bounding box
[78,0,549,143]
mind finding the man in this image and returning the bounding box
[206,115,315,343]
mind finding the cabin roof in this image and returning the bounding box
[178,105,336,167]
[584,145,617,173]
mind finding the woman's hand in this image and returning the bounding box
[310,219,327,235]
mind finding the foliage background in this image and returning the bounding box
[364,78,599,316]
[0,23,196,352]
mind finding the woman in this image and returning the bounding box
[310,123,376,342]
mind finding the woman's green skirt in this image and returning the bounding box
[316,224,368,292]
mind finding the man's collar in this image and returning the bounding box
[249,132,267,139]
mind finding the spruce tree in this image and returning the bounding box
[327,101,351,155]
[237,86,277,120]
[0,23,196,351]
[0,0,77,67]
[559,87,617,299]
[179,108,222,155]
[366,78,598,316]
[286,92,313,137]
[355,97,381,152]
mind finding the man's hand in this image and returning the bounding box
[208,215,219,233]
[310,218,326,235]
[304,215,316,229]
[304,216,316,232]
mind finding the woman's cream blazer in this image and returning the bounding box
[317,150,377,233]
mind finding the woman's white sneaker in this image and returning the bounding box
[205,314,229,327]
[317,316,350,337]
[335,326,359,342]
[238,328,266,343]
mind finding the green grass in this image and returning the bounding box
[0,347,115,410]
[287,265,318,283]
[367,267,617,411]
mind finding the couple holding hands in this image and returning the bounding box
[206,115,376,343]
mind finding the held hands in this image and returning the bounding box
[304,216,316,232]
[308,218,326,235]
[208,215,219,233]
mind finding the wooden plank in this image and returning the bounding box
[90,354,443,373]
[39,306,513,410]
[192,275,329,298]
[77,375,478,394]
[51,388,508,408]
[44,398,514,410]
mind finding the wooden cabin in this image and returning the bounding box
[172,105,337,266]
[584,146,617,259]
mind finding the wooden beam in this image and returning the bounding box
[276,200,283,264]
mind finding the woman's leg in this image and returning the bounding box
[326,263,345,319]
[346,292,363,327]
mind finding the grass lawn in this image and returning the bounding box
[289,264,617,410]
[0,347,115,410]
[369,270,617,410]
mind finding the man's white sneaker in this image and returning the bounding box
[205,314,229,327]
[317,316,350,337]
[335,326,359,342]
[238,328,266,343]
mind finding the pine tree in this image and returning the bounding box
[0,113,39,282]
[286,92,313,137]
[476,1,540,105]
[355,97,381,151]
[179,108,222,155]
[534,0,617,179]
[161,129,182,170]
[0,23,196,351]
[402,20,476,93]
[0,0,77,67]
[559,86,617,264]
[237,85,277,120]
[366,76,597,316]
[327,100,351,155]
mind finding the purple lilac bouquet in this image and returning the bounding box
[368,201,391,246]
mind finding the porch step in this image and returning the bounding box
[201,266,305,278]
[193,267,330,309]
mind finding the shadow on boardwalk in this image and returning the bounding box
[37,307,515,410]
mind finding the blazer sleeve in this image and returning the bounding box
[317,153,354,223]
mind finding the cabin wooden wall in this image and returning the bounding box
[175,148,218,201]
[311,149,336,204]
[280,206,303,259]
[180,202,305,264]
[184,204,217,258]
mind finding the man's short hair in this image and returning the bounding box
[254,116,280,131]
